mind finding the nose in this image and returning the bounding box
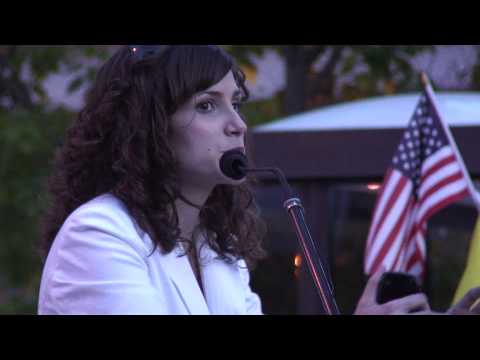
[225,111,247,138]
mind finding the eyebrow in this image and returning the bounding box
[199,90,244,100]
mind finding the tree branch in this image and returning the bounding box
[307,46,345,104]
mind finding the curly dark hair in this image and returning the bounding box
[40,45,267,268]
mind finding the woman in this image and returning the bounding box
[37,45,463,315]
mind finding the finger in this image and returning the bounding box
[407,310,444,316]
[470,298,480,315]
[455,287,480,311]
[363,266,387,298]
[387,293,430,313]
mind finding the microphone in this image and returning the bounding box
[219,149,340,315]
[220,149,294,199]
[219,150,248,180]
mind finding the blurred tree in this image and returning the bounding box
[471,48,480,91]
[1,45,477,314]
[0,45,110,313]
[0,46,111,110]
[224,45,480,314]
[225,45,435,118]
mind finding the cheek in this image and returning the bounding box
[173,125,217,161]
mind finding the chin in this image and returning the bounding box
[218,174,247,187]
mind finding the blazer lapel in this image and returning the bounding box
[197,239,246,315]
[159,245,210,315]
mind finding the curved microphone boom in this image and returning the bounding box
[219,150,340,315]
[220,150,294,199]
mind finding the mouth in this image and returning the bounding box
[224,147,246,154]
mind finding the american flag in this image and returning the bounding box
[364,91,470,281]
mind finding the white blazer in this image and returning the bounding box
[38,194,263,315]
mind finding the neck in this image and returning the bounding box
[175,182,213,240]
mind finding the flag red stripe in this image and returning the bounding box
[406,243,424,273]
[418,188,469,226]
[369,197,413,274]
[367,175,408,255]
[366,168,393,251]
[406,188,469,246]
[391,201,415,270]
[418,171,464,205]
[421,154,456,183]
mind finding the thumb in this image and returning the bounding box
[363,265,387,301]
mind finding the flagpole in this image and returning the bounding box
[421,72,480,213]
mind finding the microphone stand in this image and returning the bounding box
[244,166,341,315]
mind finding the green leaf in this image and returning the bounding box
[67,75,85,93]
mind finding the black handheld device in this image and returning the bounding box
[376,272,421,304]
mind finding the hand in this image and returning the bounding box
[354,269,431,315]
[405,310,444,315]
[447,287,480,315]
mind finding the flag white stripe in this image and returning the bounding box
[402,248,425,276]
[417,178,468,222]
[367,170,402,249]
[381,205,412,269]
[408,262,423,278]
[415,227,427,258]
[418,162,462,200]
[366,185,411,272]
[404,233,419,268]
[391,204,419,272]
[421,146,454,175]
[365,180,413,271]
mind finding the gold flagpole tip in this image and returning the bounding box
[420,72,430,87]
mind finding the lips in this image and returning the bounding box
[225,147,245,154]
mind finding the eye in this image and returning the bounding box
[233,102,243,112]
[196,100,216,113]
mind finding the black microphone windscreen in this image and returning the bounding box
[219,150,248,180]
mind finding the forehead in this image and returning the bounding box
[201,71,240,96]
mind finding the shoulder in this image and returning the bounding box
[39,194,166,314]
[66,193,131,227]
[54,193,151,257]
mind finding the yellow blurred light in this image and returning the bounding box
[241,65,257,85]
[294,254,302,268]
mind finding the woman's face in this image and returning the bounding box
[170,70,247,188]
